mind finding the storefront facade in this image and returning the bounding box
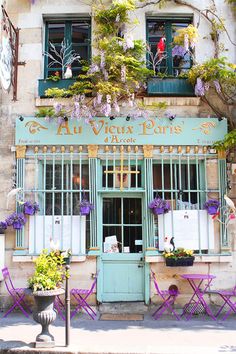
[0,0,235,309]
[12,116,230,304]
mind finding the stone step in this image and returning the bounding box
[98,302,148,314]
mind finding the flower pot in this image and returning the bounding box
[33,288,65,348]
[80,206,90,215]
[165,256,195,267]
[24,205,35,215]
[152,207,165,215]
[207,206,218,215]
[12,221,23,230]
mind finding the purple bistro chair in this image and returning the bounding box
[206,284,236,320]
[151,269,180,320]
[54,293,66,320]
[1,267,32,318]
[70,274,98,320]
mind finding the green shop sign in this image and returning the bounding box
[16,117,227,146]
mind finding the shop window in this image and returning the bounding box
[146,18,192,76]
[44,19,91,79]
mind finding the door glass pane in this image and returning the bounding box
[124,226,142,253]
[103,226,122,251]
[103,198,121,224]
[123,198,142,224]
[102,197,142,254]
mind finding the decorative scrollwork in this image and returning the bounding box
[25,121,48,134]
[192,122,217,135]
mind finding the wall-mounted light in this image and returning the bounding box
[19,116,24,121]
[110,116,115,120]
[168,115,176,121]
[218,117,226,122]
[126,115,130,121]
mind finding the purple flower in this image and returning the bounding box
[54,103,63,114]
[87,63,100,75]
[96,93,103,105]
[23,200,40,214]
[6,212,26,227]
[148,197,170,214]
[204,82,210,91]
[195,78,205,96]
[121,65,126,83]
[213,80,221,93]
[184,34,189,51]
[100,51,105,69]
[0,221,7,230]
[172,45,186,57]
[123,35,134,51]
[203,199,220,209]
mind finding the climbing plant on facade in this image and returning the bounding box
[39,0,167,122]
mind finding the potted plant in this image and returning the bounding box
[79,197,94,216]
[164,248,195,267]
[28,249,66,348]
[6,212,26,230]
[0,221,7,234]
[203,199,220,215]
[148,197,170,215]
[22,200,40,215]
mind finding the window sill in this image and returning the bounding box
[12,255,86,263]
[38,78,76,97]
[145,254,233,263]
[147,77,195,97]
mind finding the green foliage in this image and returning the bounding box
[173,24,199,47]
[94,0,135,35]
[188,57,236,96]
[213,129,236,151]
[45,87,68,98]
[35,107,55,118]
[47,74,61,82]
[46,0,151,104]
[28,249,65,292]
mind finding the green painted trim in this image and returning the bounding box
[13,250,28,256]
[38,79,76,97]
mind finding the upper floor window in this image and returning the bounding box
[44,19,91,79]
[146,18,192,76]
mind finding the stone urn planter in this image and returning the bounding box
[33,288,65,348]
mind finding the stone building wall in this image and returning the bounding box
[0,0,235,309]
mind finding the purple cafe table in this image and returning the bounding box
[181,273,216,320]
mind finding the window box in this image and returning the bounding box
[147,77,194,96]
[165,256,195,267]
[38,78,76,97]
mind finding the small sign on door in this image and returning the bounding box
[135,240,143,246]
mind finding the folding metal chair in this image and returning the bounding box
[1,267,32,318]
[151,269,180,320]
[206,285,236,320]
[54,294,66,320]
[70,274,98,320]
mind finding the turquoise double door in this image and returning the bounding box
[97,195,147,302]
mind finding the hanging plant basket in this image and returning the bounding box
[165,256,195,267]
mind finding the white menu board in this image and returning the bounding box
[158,210,214,250]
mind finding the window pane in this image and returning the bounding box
[172,22,191,76]
[103,198,121,224]
[123,198,142,224]
[72,22,90,44]
[72,45,88,64]
[48,23,65,44]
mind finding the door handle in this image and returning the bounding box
[140,257,143,261]
[138,265,144,268]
